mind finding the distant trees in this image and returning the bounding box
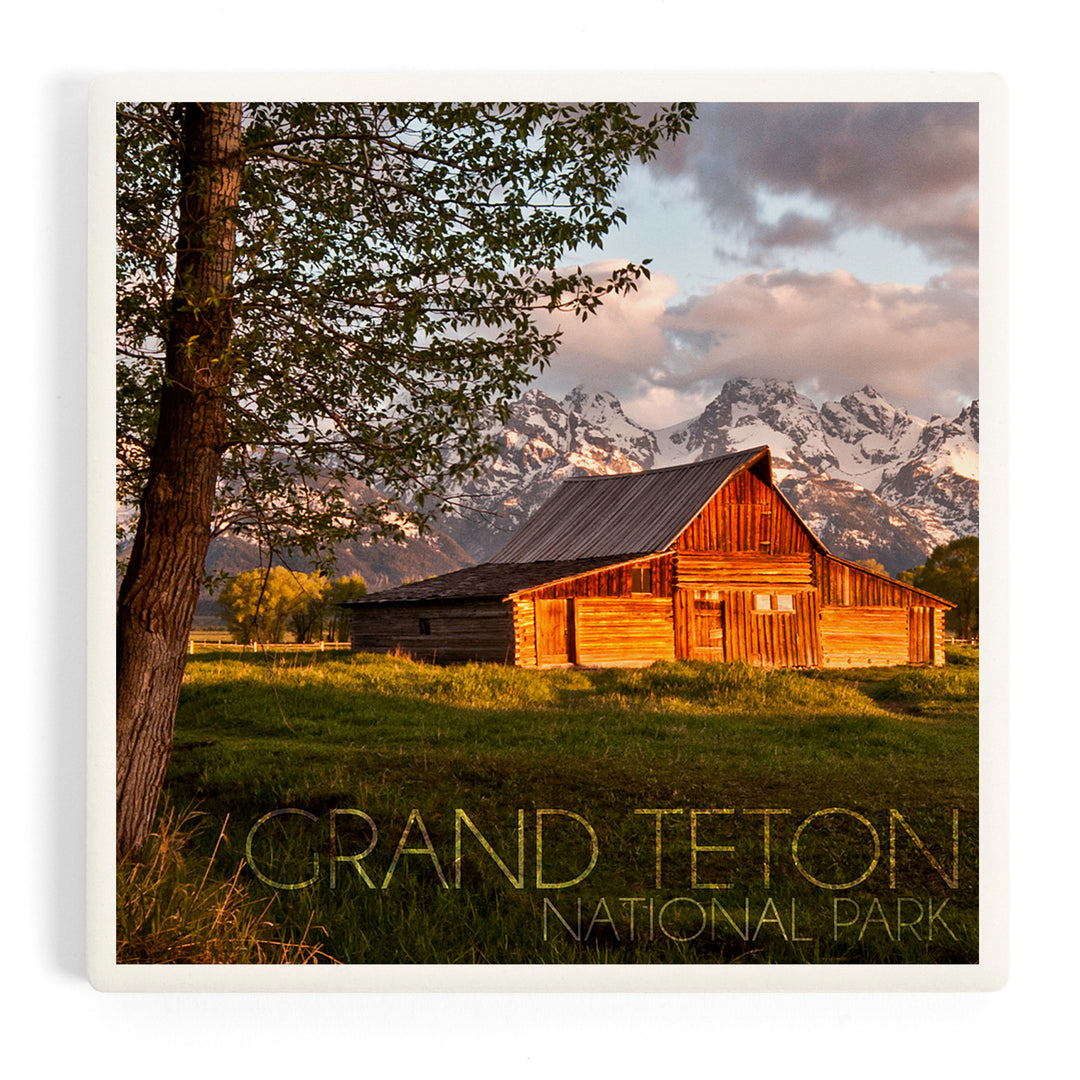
[216,568,365,644]
[899,536,979,638]
[327,575,368,642]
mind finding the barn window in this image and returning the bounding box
[418,618,432,635]
[631,566,653,594]
[754,593,795,613]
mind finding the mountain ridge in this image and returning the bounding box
[438,377,978,576]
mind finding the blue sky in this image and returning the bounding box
[534,102,979,428]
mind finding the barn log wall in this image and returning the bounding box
[813,553,940,607]
[573,598,674,665]
[819,607,910,668]
[674,587,820,667]
[674,551,813,590]
[535,598,572,665]
[350,602,515,663]
[909,606,933,665]
[812,553,950,668]
[673,588,692,661]
[515,555,677,668]
[513,599,538,667]
[669,502,952,668]
[672,538,818,667]
[516,596,675,668]
[726,590,820,667]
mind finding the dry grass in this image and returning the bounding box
[116,804,338,964]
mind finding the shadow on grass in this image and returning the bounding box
[159,649,979,965]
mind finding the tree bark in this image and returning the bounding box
[116,103,242,858]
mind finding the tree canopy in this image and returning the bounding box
[327,575,368,642]
[217,567,325,644]
[216,568,367,643]
[115,101,696,856]
[900,536,979,638]
[116,101,697,564]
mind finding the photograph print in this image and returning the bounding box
[93,77,1001,989]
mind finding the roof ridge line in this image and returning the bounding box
[560,446,769,482]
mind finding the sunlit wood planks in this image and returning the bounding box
[573,598,674,665]
[674,551,813,590]
[675,471,814,554]
[819,607,910,667]
[524,553,673,601]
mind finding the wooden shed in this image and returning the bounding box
[346,447,952,669]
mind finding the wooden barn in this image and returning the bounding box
[345,446,952,669]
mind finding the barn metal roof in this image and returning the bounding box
[343,557,630,605]
[344,446,952,609]
[488,447,771,563]
[347,448,790,605]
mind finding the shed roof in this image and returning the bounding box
[343,557,631,605]
[489,446,772,563]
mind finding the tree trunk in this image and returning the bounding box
[116,103,242,858]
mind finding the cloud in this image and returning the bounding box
[537,261,977,425]
[659,268,978,414]
[536,258,681,379]
[754,211,839,250]
[651,102,979,266]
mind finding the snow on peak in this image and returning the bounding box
[435,378,978,565]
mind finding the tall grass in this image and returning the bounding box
[149,649,979,965]
[116,803,337,964]
[872,666,978,702]
[604,660,877,712]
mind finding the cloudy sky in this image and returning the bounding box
[535,101,979,428]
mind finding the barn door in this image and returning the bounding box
[908,606,932,664]
[692,592,726,661]
[535,599,574,666]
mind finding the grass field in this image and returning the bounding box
[121,647,979,965]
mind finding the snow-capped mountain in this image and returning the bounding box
[820,387,927,489]
[439,378,979,575]
[656,378,839,480]
[126,376,979,612]
[877,402,980,547]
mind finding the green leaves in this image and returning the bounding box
[906,536,979,638]
[116,101,697,558]
[217,566,332,644]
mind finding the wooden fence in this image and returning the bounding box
[188,639,352,653]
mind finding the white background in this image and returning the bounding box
[5,3,1073,1073]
